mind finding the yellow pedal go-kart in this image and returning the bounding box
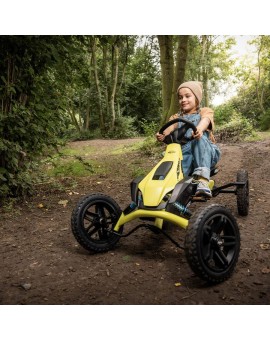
[71,118,249,284]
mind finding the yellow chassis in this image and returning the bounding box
[113,209,189,232]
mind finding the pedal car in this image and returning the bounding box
[71,118,249,283]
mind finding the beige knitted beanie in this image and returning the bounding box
[177,81,203,104]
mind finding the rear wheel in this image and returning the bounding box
[236,169,249,216]
[185,204,240,284]
[71,194,123,252]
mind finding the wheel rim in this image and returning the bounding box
[201,214,238,273]
[82,201,118,243]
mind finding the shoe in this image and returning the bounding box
[193,179,212,198]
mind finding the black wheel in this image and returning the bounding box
[71,193,123,252]
[236,169,249,216]
[184,204,240,284]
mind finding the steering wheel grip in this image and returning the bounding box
[159,117,197,135]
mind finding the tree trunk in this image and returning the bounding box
[158,36,174,124]
[84,88,91,131]
[110,45,119,129]
[103,44,110,120]
[90,36,105,132]
[256,37,266,115]
[167,35,189,119]
[68,108,81,132]
[201,35,210,107]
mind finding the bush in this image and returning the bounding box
[215,114,255,142]
[105,115,138,139]
[139,118,160,137]
[260,108,270,131]
[214,102,237,125]
[63,127,101,142]
[0,103,67,199]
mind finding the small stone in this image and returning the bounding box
[20,283,32,290]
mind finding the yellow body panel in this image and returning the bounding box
[113,209,189,232]
[138,144,183,207]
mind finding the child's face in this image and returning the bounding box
[178,88,197,113]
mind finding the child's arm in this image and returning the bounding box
[192,107,215,140]
[156,114,179,142]
[193,117,211,139]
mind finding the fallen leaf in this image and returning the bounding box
[174,282,181,287]
[58,200,68,207]
[260,243,270,250]
[261,267,270,274]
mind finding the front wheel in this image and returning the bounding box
[184,204,240,284]
[71,193,123,252]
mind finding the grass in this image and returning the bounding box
[39,139,145,179]
[243,130,270,142]
[110,140,144,155]
[47,160,94,177]
[39,142,105,179]
[59,145,96,157]
[256,130,270,140]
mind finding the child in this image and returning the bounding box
[156,81,221,197]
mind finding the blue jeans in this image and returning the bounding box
[178,112,221,180]
[181,135,221,180]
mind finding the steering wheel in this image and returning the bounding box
[159,117,197,145]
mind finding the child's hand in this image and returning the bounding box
[156,133,165,142]
[192,128,203,139]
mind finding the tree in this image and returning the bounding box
[252,36,270,118]
[122,38,162,131]
[185,35,236,107]
[231,36,270,129]
[158,35,189,124]
[0,36,82,197]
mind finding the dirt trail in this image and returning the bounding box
[0,138,269,305]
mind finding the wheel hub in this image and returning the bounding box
[211,233,223,247]
[99,217,106,225]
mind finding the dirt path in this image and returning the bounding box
[0,137,269,305]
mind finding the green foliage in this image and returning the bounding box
[230,36,270,130]
[104,115,138,139]
[185,36,236,105]
[139,118,159,137]
[0,36,75,199]
[214,102,238,125]
[260,109,270,131]
[63,127,101,142]
[47,159,94,177]
[215,113,255,142]
[131,166,147,178]
[139,136,163,157]
[123,44,162,132]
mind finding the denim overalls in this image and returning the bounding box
[179,111,221,180]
